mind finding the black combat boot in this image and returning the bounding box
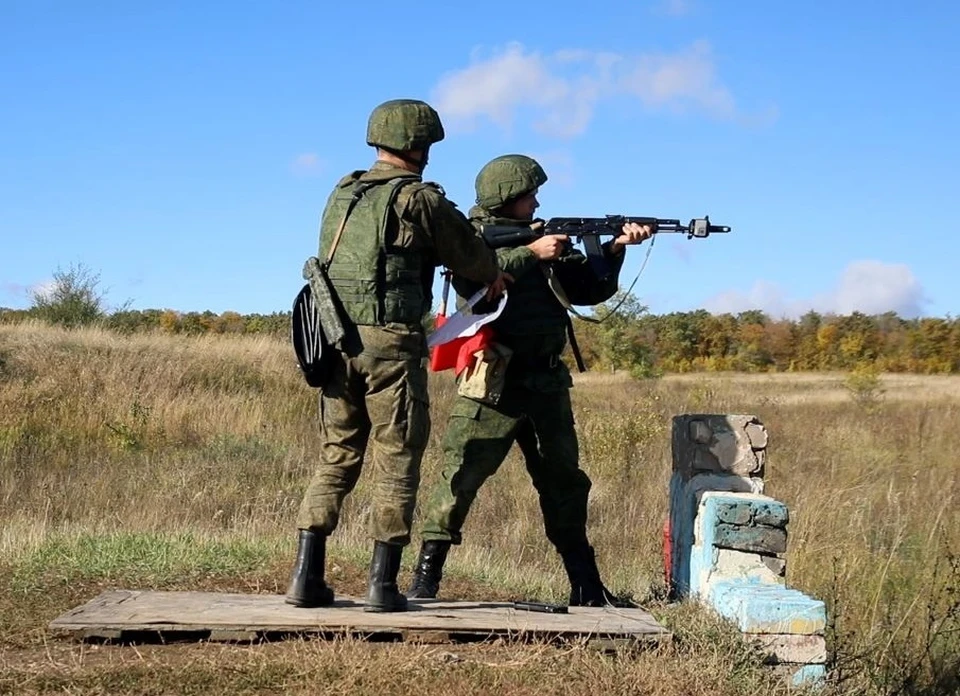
[560,542,637,608]
[285,528,335,608]
[365,541,408,613]
[407,540,451,599]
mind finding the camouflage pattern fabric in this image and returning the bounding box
[319,173,428,327]
[296,328,430,544]
[474,154,548,210]
[420,375,591,551]
[366,99,445,151]
[302,256,346,348]
[295,161,499,546]
[416,205,625,552]
[329,163,500,328]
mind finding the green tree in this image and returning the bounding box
[655,312,702,371]
[592,291,657,376]
[30,263,106,327]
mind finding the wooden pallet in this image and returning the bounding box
[49,590,670,646]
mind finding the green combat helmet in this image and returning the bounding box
[475,154,548,210]
[366,99,445,152]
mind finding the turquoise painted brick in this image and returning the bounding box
[708,580,826,634]
[791,664,827,687]
[714,500,754,525]
[690,492,785,595]
[753,501,789,528]
[713,498,789,528]
[714,523,787,554]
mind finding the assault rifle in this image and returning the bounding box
[480,215,731,280]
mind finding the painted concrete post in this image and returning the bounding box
[668,414,766,597]
[669,414,827,687]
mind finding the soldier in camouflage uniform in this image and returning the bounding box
[286,100,507,613]
[408,154,652,606]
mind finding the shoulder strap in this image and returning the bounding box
[537,265,590,373]
[540,265,600,324]
[323,179,391,267]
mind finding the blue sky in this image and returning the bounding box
[2,1,958,319]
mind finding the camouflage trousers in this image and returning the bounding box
[295,346,430,546]
[419,383,592,552]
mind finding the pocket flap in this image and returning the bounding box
[449,397,483,420]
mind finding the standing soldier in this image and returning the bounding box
[408,154,652,606]
[286,100,507,613]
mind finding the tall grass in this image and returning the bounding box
[1,322,957,694]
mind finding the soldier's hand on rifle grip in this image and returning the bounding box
[611,222,654,253]
[526,234,569,261]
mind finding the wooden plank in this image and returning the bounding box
[49,590,670,645]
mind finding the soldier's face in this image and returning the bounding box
[504,190,539,220]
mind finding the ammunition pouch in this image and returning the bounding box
[291,257,350,389]
[456,342,513,406]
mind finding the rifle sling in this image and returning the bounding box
[324,182,377,268]
[540,265,592,373]
[565,315,587,373]
[541,264,600,324]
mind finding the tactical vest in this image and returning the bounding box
[319,174,427,327]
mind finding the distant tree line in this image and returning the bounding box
[573,296,960,375]
[2,265,958,374]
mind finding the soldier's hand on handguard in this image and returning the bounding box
[485,269,513,302]
[526,234,569,261]
[611,222,654,253]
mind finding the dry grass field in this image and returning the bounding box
[1,322,957,695]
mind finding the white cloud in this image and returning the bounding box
[2,280,60,305]
[828,261,926,316]
[431,41,752,137]
[617,40,735,117]
[657,0,694,16]
[704,281,797,318]
[30,280,56,301]
[703,261,928,318]
[291,152,322,174]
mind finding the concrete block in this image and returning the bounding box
[669,473,764,596]
[691,547,784,600]
[672,414,767,480]
[690,492,788,595]
[754,503,790,528]
[714,549,784,584]
[714,523,787,555]
[762,556,787,578]
[790,664,827,688]
[694,493,788,555]
[750,633,827,665]
[713,500,754,525]
[712,498,789,529]
[708,580,827,634]
[745,422,768,449]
